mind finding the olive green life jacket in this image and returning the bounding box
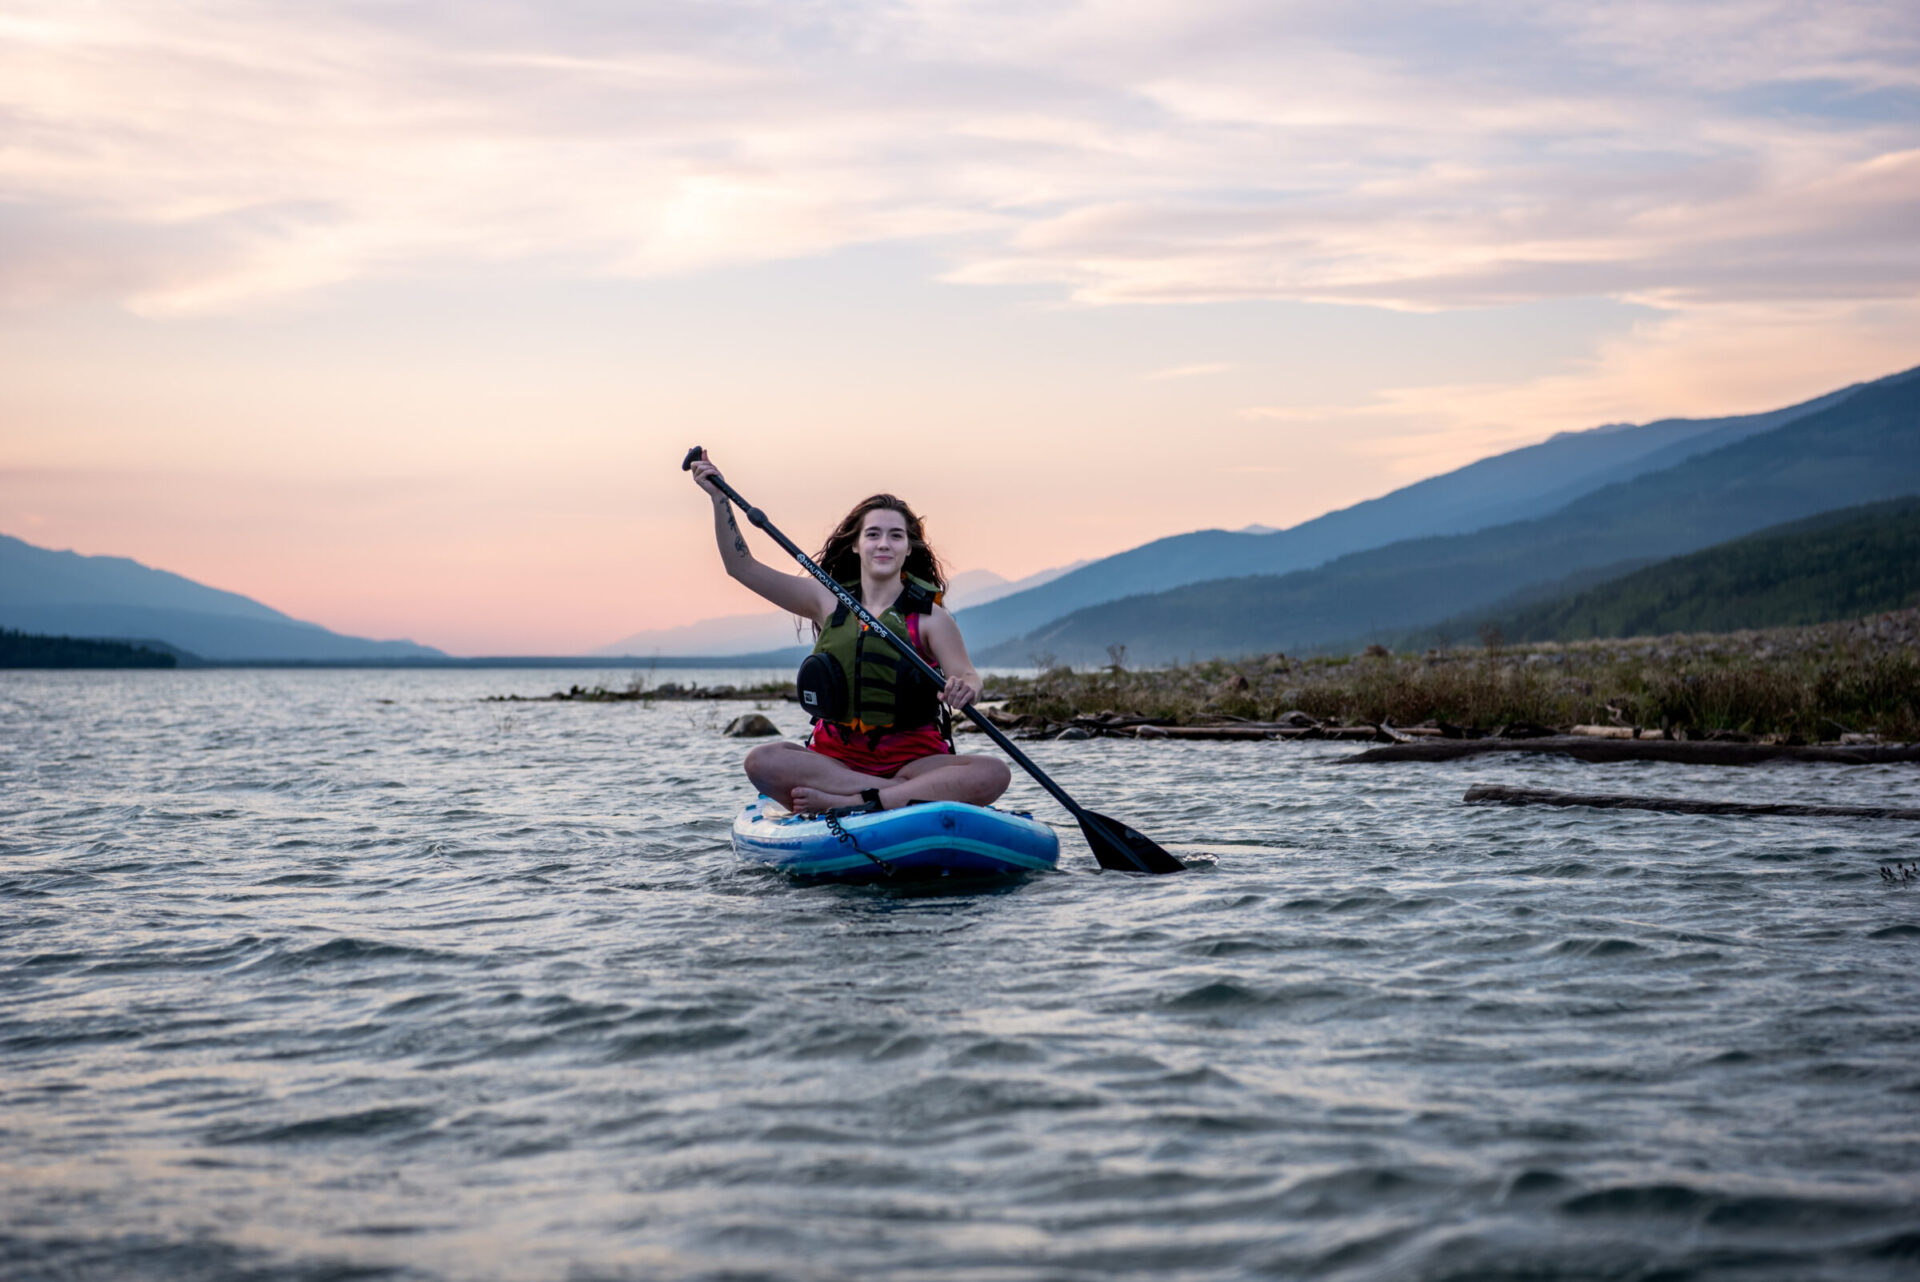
[799,575,943,734]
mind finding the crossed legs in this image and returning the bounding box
[743,740,1011,815]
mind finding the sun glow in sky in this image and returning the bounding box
[3,0,1918,653]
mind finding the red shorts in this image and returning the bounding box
[807,721,952,778]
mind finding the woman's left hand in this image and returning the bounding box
[942,671,981,709]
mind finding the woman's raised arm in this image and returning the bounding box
[919,606,983,710]
[688,451,834,622]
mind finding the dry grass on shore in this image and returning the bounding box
[987,609,1920,741]
[516,610,1919,743]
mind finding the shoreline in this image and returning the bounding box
[499,608,1920,753]
[973,608,1920,746]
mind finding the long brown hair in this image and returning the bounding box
[814,494,945,594]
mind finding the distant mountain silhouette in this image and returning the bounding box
[955,374,1876,649]
[0,534,445,662]
[1418,497,1920,645]
[980,367,1920,665]
[594,558,1088,658]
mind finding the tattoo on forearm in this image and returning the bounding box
[725,509,747,557]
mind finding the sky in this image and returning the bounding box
[3,0,1917,654]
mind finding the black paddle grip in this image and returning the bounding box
[682,446,770,530]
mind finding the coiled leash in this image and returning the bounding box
[823,789,894,877]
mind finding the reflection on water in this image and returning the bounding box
[3,669,1918,1280]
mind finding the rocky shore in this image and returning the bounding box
[486,678,792,704]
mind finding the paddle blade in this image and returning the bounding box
[1079,809,1185,875]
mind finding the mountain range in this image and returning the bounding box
[0,535,444,662]
[590,560,1089,657]
[953,380,1864,649]
[977,365,1920,665]
[7,364,1913,666]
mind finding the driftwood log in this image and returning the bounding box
[1464,784,1920,821]
[1342,735,1920,766]
[958,721,1393,741]
[1134,724,1383,741]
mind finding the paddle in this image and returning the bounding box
[683,447,1185,874]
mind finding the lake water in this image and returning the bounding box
[4,669,1919,1281]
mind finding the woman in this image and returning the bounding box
[689,450,1011,815]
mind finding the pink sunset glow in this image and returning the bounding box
[3,2,1916,653]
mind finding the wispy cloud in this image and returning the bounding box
[1236,293,1920,485]
[1,0,1915,314]
[1237,402,1406,423]
[1145,361,1234,380]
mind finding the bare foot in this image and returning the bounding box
[791,786,862,815]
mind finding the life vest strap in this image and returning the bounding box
[805,575,943,734]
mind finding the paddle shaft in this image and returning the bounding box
[684,451,1121,842]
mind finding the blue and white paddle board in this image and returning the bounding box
[731,796,1061,883]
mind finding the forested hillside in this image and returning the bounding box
[1435,497,1920,645]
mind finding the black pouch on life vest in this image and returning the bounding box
[795,651,848,723]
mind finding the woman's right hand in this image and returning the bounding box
[688,449,725,500]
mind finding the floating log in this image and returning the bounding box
[1464,784,1920,821]
[1341,735,1920,766]
[1132,724,1385,741]
[1135,724,1290,741]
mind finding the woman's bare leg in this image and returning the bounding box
[790,752,1011,814]
[743,741,889,812]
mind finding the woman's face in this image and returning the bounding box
[857,508,912,578]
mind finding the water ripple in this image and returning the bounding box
[3,668,1918,1280]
